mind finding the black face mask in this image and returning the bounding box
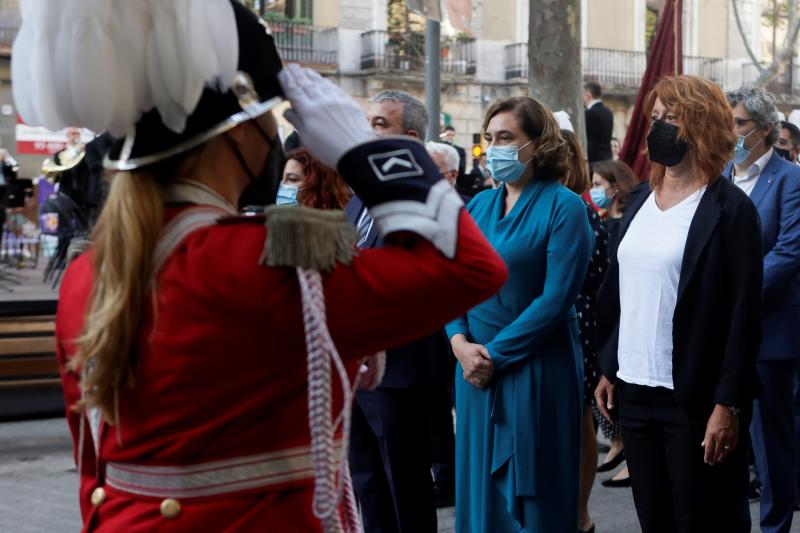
[647,119,689,167]
[774,146,795,163]
[225,120,285,209]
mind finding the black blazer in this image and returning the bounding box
[453,143,467,182]
[597,177,763,409]
[585,102,614,163]
[345,195,450,388]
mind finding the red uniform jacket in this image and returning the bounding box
[56,206,506,532]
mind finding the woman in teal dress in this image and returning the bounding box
[446,97,594,532]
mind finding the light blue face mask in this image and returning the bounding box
[732,128,759,165]
[590,186,614,208]
[486,140,534,184]
[276,184,300,206]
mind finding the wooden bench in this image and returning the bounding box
[0,314,59,389]
[0,300,63,418]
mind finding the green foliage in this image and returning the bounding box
[645,6,658,53]
[264,11,290,23]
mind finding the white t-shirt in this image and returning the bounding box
[616,187,706,389]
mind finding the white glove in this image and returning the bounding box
[278,64,376,168]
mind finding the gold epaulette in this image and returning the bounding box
[66,238,92,265]
[259,206,357,272]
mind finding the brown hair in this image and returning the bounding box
[482,96,569,180]
[584,81,602,98]
[590,160,639,212]
[286,148,352,210]
[644,75,736,188]
[560,130,590,195]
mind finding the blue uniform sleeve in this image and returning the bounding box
[486,194,594,372]
[763,173,800,301]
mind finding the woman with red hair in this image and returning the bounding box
[595,76,763,531]
[277,147,352,210]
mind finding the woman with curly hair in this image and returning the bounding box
[277,147,352,210]
[595,76,763,532]
[446,97,594,531]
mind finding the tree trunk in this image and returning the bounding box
[528,0,584,144]
[732,0,800,87]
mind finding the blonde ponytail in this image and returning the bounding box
[69,171,165,423]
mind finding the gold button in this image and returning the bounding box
[160,498,181,519]
[90,487,106,507]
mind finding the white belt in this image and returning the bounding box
[105,445,320,499]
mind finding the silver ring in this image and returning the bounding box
[723,445,731,450]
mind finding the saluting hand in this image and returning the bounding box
[278,64,376,168]
[451,334,494,389]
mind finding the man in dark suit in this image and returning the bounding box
[347,89,448,532]
[440,124,466,183]
[725,87,800,533]
[583,81,614,163]
[776,120,800,164]
[458,153,494,198]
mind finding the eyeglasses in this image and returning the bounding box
[734,118,754,129]
[776,138,794,147]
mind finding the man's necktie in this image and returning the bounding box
[356,211,373,249]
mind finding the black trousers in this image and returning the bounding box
[429,378,455,489]
[618,380,751,533]
[349,388,436,533]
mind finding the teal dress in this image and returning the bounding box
[446,179,593,532]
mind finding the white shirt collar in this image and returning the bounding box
[749,147,774,178]
[586,99,601,110]
[734,148,773,181]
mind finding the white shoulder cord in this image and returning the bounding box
[298,267,388,533]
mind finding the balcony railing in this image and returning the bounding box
[504,44,724,87]
[444,37,476,75]
[360,30,476,75]
[269,20,337,66]
[504,43,528,80]
[582,47,647,87]
[684,55,724,84]
[742,62,800,96]
[361,30,424,71]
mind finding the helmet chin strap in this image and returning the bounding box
[223,120,285,207]
[223,120,278,181]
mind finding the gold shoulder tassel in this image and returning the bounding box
[66,238,92,265]
[260,206,357,272]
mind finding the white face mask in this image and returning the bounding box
[276,183,300,206]
[485,140,534,183]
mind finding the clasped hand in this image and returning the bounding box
[451,335,494,389]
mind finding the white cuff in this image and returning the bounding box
[368,180,464,259]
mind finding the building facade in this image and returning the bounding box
[0,0,797,176]
[304,0,797,164]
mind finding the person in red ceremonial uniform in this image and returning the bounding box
[11,2,506,531]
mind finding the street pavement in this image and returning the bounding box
[0,260,59,302]
[2,417,799,532]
